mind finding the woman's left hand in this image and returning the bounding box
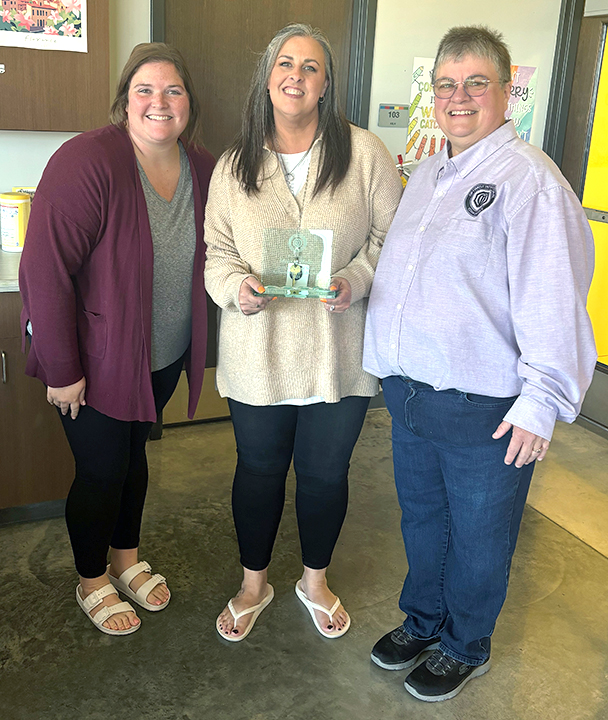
[321,276,351,314]
[493,421,550,467]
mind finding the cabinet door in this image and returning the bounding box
[0,329,74,510]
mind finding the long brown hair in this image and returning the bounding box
[110,42,205,148]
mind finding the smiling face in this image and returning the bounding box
[434,54,511,156]
[126,61,190,150]
[267,35,329,128]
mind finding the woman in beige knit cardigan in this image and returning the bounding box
[205,23,402,642]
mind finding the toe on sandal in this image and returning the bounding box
[215,584,274,643]
[295,579,351,639]
[108,561,170,612]
[76,583,140,636]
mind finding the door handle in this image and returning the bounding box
[1,351,6,384]
[584,207,608,223]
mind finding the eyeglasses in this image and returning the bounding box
[433,75,501,99]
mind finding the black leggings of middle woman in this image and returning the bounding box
[228,396,370,570]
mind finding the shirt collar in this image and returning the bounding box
[436,120,517,180]
[263,133,324,154]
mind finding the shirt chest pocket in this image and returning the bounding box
[431,218,494,279]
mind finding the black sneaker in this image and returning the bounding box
[371,626,441,670]
[404,648,491,702]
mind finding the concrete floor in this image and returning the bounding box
[1,409,608,720]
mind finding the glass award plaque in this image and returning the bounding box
[253,228,337,299]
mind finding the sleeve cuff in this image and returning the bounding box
[503,395,559,441]
[333,268,369,305]
[231,273,257,312]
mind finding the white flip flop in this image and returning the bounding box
[76,583,140,636]
[108,561,170,612]
[295,579,351,639]
[216,584,274,642]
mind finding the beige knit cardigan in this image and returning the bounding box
[204,125,403,405]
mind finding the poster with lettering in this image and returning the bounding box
[0,1,87,52]
[505,65,537,142]
[405,57,447,162]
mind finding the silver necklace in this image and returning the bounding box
[274,137,313,268]
[274,135,313,195]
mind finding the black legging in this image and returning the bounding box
[59,356,184,578]
[228,396,370,571]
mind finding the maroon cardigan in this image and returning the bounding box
[19,125,215,422]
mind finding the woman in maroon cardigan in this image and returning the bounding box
[19,43,214,635]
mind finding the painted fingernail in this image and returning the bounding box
[320,298,327,303]
[258,286,265,293]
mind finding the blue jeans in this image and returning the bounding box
[383,375,535,666]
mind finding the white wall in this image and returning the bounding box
[368,0,563,161]
[585,0,608,15]
[0,0,150,193]
[109,0,151,95]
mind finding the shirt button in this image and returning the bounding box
[437,190,444,197]
[408,265,414,271]
[390,344,396,349]
[419,226,425,232]
[396,304,402,310]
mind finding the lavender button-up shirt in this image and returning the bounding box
[363,121,596,440]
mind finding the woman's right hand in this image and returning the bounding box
[47,377,87,420]
[239,276,275,315]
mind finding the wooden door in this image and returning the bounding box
[561,15,608,430]
[164,0,354,160]
[159,0,356,424]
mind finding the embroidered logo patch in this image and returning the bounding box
[465,183,497,217]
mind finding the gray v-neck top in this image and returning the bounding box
[138,142,196,372]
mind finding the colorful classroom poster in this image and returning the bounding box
[405,57,447,162]
[0,1,87,52]
[506,65,538,142]
[405,60,538,161]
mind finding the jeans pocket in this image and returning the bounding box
[462,392,518,409]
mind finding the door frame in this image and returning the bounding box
[149,0,377,128]
[542,0,586,164]
[548,3,608,436]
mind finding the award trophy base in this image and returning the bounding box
[256,228,336,300]
[253,285,337,299]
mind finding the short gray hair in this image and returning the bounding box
[432,26,512,85]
